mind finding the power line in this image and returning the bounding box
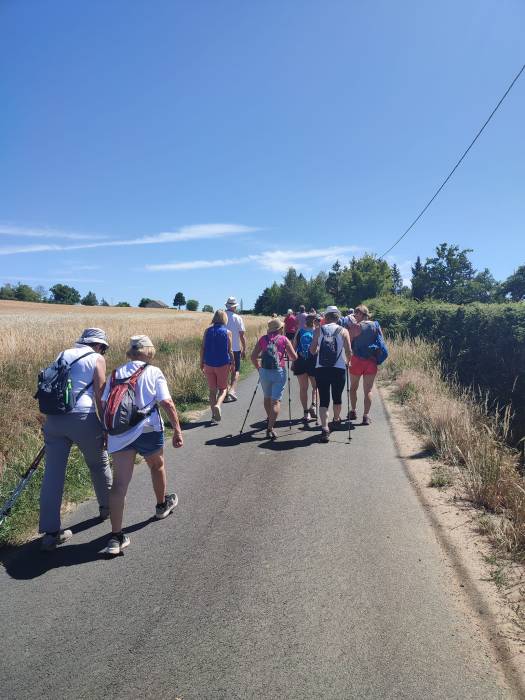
[380,62,525,259]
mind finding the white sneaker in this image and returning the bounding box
[212,405,221,422]
[40,529,73,552]
[155,493,178,520]
[105,533,130,555]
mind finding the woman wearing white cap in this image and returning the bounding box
[38,328,113,551]
[101,335,183,555]
[309,307,352,443]
[251,318,297,440]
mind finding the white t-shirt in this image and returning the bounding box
[60,344,101,413]
[226,309,245,352]
[102,362,171,453]
[315,323,348,370]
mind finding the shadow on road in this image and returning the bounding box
[1,516,155,580]
[179,420,211,431]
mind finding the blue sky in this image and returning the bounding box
[1,0,524,308]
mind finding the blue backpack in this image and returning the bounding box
[297,329,313,360]
[368,321,389,365]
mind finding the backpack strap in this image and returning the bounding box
[68,349,96,368]
[70,350,97,402]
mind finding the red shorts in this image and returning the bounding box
[350,355,378,376]
[203,364,230,390]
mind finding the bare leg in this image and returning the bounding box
[216,387,228,407]
[319,406,329,431]
[208,388,217,411]
[309,376,317,405]
[268,399,280,430]
[230,370,240,395]
[350,374,360,411]
[109,450,135,533]
[298,374,309,411]
[145,450,166,504]
[263,397,272,422]
[333,403,342,421]
[363,373,376,417]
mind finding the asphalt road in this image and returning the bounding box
[0,370,513,699]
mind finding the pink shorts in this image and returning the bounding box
[203,364,230,390]
[350,355,378,377]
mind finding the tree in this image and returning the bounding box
[411,256,429,300]
[306,272,332,311]
[34,285,48,302]
[338,254,392,308]
[325,261,342,302]
[115,301,131,307]
[81,291,98,306]
[202,304,213,313]
[99,298,110,306]
[173,292,186,309]
[13,283,40,302]
[138,298,153,308]
[49,284,81,305]
[0,283,16,300]
[390,264,403,295]
[501,265,525,301]
[186,299,199,311]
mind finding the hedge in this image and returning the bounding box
[366,297,525,445]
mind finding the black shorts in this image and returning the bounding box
[315,367,346,407]
[292,355,316,377]
[233,351,241,372]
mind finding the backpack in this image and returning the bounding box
[260,335,282,370]
[103,364,157,435]
[297,328,313,360]
[318,326,343,367]
[367,321,389,365]
[35,350,95,415]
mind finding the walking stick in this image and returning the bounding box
[239,379,260,435]
[314,388,319,426]
[0,445,45,526]
[346,365,352,442]
[286,355,292,429]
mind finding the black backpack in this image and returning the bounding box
[260,335,281,370]
[318,326,343,367]
[35,350,95,415]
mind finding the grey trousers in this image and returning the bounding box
[39,412,113,533]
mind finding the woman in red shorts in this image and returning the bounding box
[347,305,381,425]
[200,310,235,425]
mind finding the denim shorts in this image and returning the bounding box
[114,430,164,457]
[259,367,287,401]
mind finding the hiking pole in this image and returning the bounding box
[286,355,292,429]
[346,365,352,442]
[314,388,319,426]
[239,379,260,435]
[0,445,45,526]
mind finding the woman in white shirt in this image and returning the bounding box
[102,335,183,555]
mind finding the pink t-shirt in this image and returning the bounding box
[259,333,288,368]
[284,315,297,334]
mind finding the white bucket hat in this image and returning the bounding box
[129,335,154,350]
[324,305,341,317]
[77,327,109,347]
[225,296,238,309]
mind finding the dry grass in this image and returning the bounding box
[383,336,525,557]
[0,301,266,544]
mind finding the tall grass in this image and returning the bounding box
[0,302,265,545]
[383,336,525,557]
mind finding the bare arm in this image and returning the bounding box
[159,398,184,448]
[342,329,352,364]
[239,330,246,357]
[227,330,235,367]
[250,340,262,369]
[93,355,107,420]
[284,337,298,362]
[200,330,207,370]
[309,327,321,355]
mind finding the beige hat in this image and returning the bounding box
[267,318,284,333]
[129,334,154,350]
[225,296,238,309]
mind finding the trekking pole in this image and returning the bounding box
[239,379,260,435]
[314,388,319,426]
[0,445,45,526]
[286,355,292,429]
[346,365,352,442]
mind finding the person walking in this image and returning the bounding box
[224,296,246,402]
[250,318,297,440]
[284,309,297,341]
[347,305,380,425]
[38,328,113,551]
[292,314,317,425]
[296,305,308,331]
[310,306,352,443]
[200,310,234,425]
[102,335,183,555]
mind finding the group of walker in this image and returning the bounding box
[35,297,381,555]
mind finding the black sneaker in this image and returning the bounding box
[105,533,130,555]
[155,493,178,520]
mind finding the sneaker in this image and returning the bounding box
[309,405,317,419]
[362,415,371,425]
[40,529,73,552]
[348,409,357,421]
[105,532,130,555]
[319,429,330,444]
[155,493,178,520]
[212,405,221,422]
[227,391,238,402]
[210,418,219,426]
[99,506,110,521]
[302,412,309,426]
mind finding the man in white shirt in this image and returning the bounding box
[224,296,246,401]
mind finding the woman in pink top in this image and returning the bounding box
[251,318,297,440]
[284,309,297,340]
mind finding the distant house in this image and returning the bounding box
[144,300,170,309]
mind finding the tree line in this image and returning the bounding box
[254,243,525,315]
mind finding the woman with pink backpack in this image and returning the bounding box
[250,318,297,440]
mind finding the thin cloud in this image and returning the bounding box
[0,275,103,283]
[146,246,363,272]
[0,224,107,241]
[0,224,258,256]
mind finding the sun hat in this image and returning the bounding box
[77,328,109,347]
[225,296,238,308]
[324,305,341,317]
[129,335,154,350]
[287,309,293,314]
[267,318,284,333]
